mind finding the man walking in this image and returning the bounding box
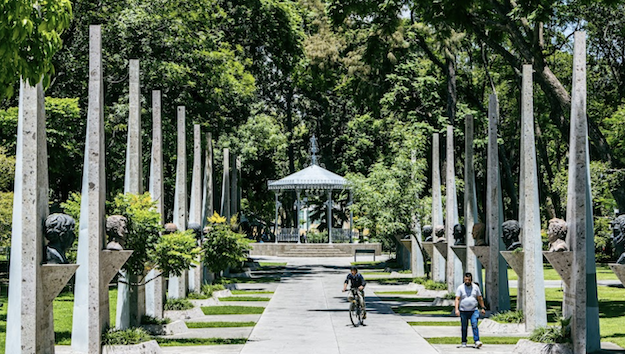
[454,272,486,348]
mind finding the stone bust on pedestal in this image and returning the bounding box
[501,220,522,251]
[472,222,487,246]
[44,213,76,264]
[547,218,569,252]
[106,215,128,250]
[423,225,433,242]
[453,224,466,246]
[434,225,445,243]
[188,222,203,245]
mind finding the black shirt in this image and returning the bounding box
[345,273,366,289]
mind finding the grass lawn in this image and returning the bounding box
[258,262,287,267]
[360,271,391,276]
[364,277,413,284]
[231,290,274,295]
[408,321,465,326]
[506,264,617,282]
[186,321,256,328]
[216,277,281,284]
[376,297,435,303]
[391,306,454,315]
[201,306,265,315]
[156,338,247,346]
[426,337,524,345]
[375,291,419,295]
[219,296,269,302]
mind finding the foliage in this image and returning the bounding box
[443,292,456,300]
[101,327,151,345]
[306,229,328,243]
[202,214,252,276]
[491,310,525,324]
[529,313,572,344]
[109,193,162,275]
[0,0,72,98]
[0,192,13,247]
[163,298,194,311]
[140,316,170,325]
[0,98,82,203]
[201,305,265,315]
[201,284,226,297]
[185,321,255,328]
[0,148,15,192]
[152,230,200,278]
[424,280,447,291]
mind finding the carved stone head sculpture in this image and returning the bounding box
[548,218,569,252]
[164,223,178,234]
[612,215,625,264]
[106,215,128,250]
[472,222,487,246]
[501,220,522,251]
[44,213,76,264]
[434,225,445,243]
[423,225,433,242]
[453,224,466,246]
[188,222,203,244]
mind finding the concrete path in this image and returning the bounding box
[240,257,439,354]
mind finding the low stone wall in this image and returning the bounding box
[249,243,382,257]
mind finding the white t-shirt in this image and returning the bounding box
[455,283,482,311]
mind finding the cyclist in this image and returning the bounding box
[342,266,367,319]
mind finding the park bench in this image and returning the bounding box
[354,249,375,262]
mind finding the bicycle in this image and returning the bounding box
[346,287,365,327]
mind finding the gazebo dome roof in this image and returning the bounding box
[268,164,349,190]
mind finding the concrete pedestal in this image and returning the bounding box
[434,242,448,260]
[422,242,435,259]
[609,263,625,286]
[451,246,467,266]
[543,251,573,287]
[501,251,524,311]
[470,246,490,271]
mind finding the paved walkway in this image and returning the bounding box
[240,257,438,354]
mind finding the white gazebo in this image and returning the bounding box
[268,136,353,243]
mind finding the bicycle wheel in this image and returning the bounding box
[349,303,359,327]
[356,305,363,326]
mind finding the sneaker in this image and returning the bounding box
[475,341,483,348]
[461,343,467,348]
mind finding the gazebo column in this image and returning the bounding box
[327,190,333,244]
[274,193,279,243]
[296,189,301,244]
[349,190,354,243]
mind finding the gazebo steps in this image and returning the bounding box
[250,242,382,257]
[275,244,352,257]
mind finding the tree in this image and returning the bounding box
[0,0,72,98]
[202,213,251,278]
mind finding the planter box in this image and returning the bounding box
[432,298,455,306]
[102,340,162,354]
[479,319,526,334]
[512,339,572,354]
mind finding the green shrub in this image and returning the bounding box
[444,292,456,300]
[187,292,210,299]
[102,327,151,345]
[201,284,226,297]
[141,316,171,325]
[0,147,15,192]
[424,280,447,290]
[413,276,427,285]
[307,229,328,243]
[153,229,200,277]
[202,213,251,276]
[0,191,13,247]
[164,298,194,311]
[491,310,524,324]
[529,313,571,344]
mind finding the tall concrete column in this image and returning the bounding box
[520,65,547,331]
[169,106,188,299]
[411,148,425,277]
[201,133,214,228]
[296,189,301,243]
[445,125,463,292]
[72,26,132,353]
[486,94,510,312]
[431,133,446,283]
[566,32,600,353]
[117,58,144,330]
[464,114,482,288]
[146,90,165,319]
[221,148,231,220]
[188,124,202,293]
[236,156,242,213]
[327,190,333,244]
[6,79,77,354]
[230,153,238,217]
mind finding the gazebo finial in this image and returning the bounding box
[310,134,319,165]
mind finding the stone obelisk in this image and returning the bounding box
[230,154,239,217]
[464,114,482,288]
[411,150,425,277]
[117,58,143,330]
[168,106,188,299]
[431,133,446,283]
[221,148,231,220]
[146,90,165,319]
[6,79,78,354]
[446,125,463,292]
[72,25,132,353]
[566,31,601,353]
[202,133,214,227]
[188,124,203,293]
[520,64,547,331]
[485,94,510,312]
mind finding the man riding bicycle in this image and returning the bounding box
[342,266,367,319]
